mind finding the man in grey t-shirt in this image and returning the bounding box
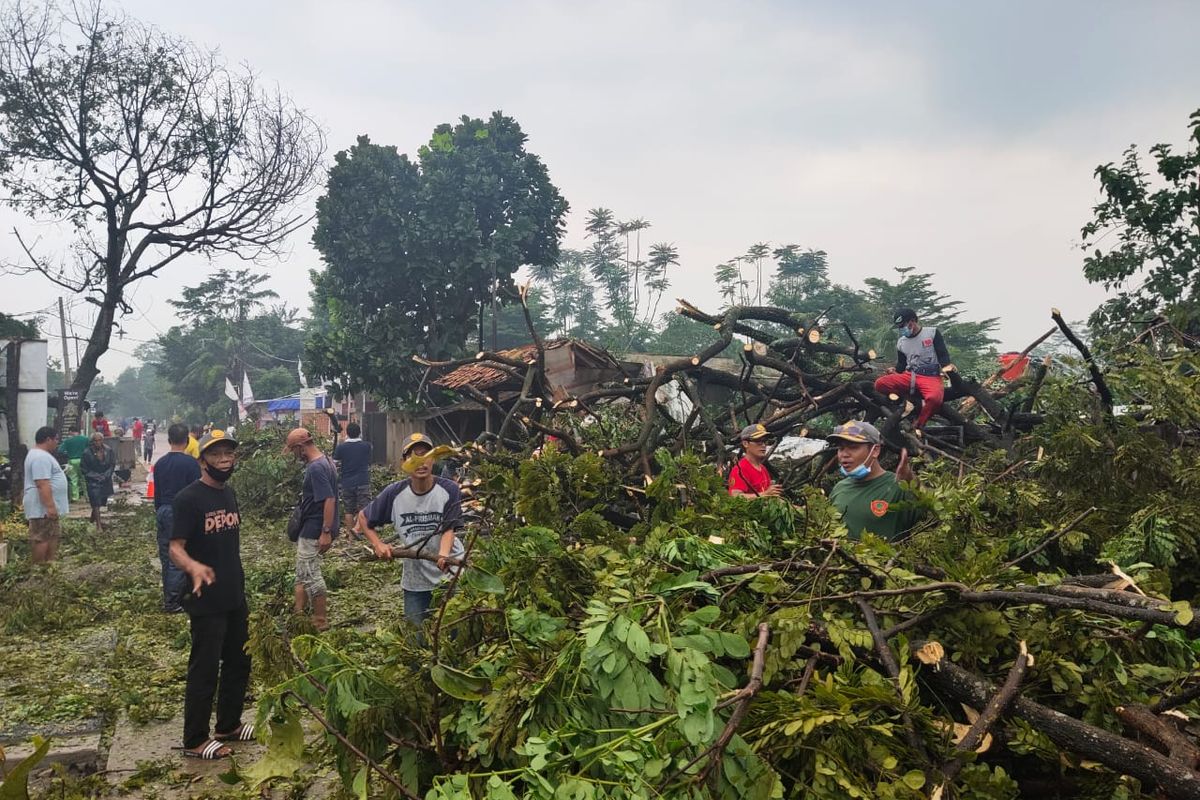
[359,433,464,626]
[24,426,70,564]
[284,427,338,631]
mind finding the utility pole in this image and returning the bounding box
[57,297,72,384]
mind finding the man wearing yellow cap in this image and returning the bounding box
[826,421,920,541]
[168,429,252,760]
[358,433,465,626]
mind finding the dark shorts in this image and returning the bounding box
[341,484,372,517]
[29,517,62,544]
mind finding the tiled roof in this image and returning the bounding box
[432,340,591,391]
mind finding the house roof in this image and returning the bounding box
[432,339,617,392]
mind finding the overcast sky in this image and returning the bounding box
[5,0,1200,380]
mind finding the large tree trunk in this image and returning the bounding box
[67,282,118,404]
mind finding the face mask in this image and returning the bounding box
[838,446,877,479]
[899,326,916,338]
[205,462,236,482]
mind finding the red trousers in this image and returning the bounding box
[874,372,944,428]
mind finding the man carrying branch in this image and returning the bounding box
[874,308,956,430]
[358,433,465,626]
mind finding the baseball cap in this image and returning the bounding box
[826,420,882,446]
[738,423,772,442]
[198,429,239,454]
[282,427,313,454]
[401,432,435,457]
[893,308,918,326]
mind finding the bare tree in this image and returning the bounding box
[0,1,325,400]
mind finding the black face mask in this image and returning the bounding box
[204,462,236,483]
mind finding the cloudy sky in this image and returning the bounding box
[5,0,1200,378]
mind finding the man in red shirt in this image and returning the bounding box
[728,424,782,499]
[132,417,144,443]
[91,411,111,437]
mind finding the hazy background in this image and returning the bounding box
[6,0,1200,375]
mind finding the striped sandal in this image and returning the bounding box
[214,722,255,742]
[178,740,232,759]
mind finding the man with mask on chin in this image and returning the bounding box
[826,421,920,541]
[168,430,252,760]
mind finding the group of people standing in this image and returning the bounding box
[727,308,953,541]
[154,421,462,759]
[21,304,951,760]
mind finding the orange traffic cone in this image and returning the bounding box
[145,465,155,500]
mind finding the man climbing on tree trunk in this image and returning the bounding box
[873,308,956,430]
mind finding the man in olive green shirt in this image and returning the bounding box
[826,420,920,541]
[58,426,89,503]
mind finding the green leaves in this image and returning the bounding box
[431,663,490,701]
[308,114,568,402]
[242,714,305,789]
[0,736,50,800]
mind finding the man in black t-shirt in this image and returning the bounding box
[169,430,251,760]
[333,422,372,534]
[155,423,202,612]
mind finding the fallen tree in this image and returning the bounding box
[239,295,1200,799]
[414,293,1060,478]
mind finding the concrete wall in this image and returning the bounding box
[0,338,49,453]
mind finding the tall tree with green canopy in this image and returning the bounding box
[531,209,678,352]
[1081,108,1200,339]
[307,116,568,405]
[153,269,304,420]
[0,1,324,406]
[419,113,569,352]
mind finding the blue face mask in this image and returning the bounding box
[838,446,878,479]
[899,326,916,338]
[839,463,871,479]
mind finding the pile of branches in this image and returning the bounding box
[245,435,1200,799]
[232,296,1200,799]
[415,294,1107,475]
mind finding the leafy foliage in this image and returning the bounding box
[0,1,323,402]
[151,268,304,420]
[306,115,568,404]
[1082,108,1200,336]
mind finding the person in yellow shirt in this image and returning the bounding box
[185,425,201,459]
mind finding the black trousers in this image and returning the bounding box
[183,603,252,748]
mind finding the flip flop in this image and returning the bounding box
[176,740,232,759]
[214,722,255,742]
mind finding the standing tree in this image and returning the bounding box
[418,113,568,351]
[1082,108,1200,338]
[0,1,324,404]
[531,209,680,352]
[154,268,304,419]
[307,117,567,404]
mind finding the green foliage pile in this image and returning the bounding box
[241,353,1200,799]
